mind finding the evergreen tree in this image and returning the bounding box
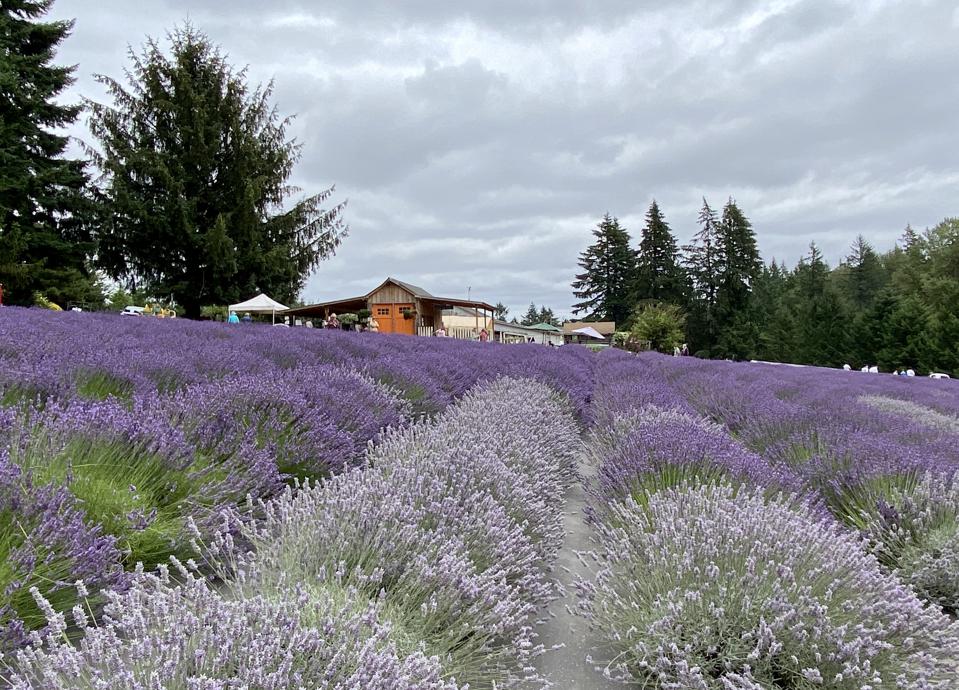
[717,198,760,314]
[713,198,761,358]
[536,305,560,327]
[844,235,885,310]
[522,302,539,326]
[682,199,724,352]
[0,0,101,307]
[634,200,684,303]
[89,26,346,317]
[571,213,636,325]
[493,302,509,321]
[790,243,849,366]
[918,218,959,374]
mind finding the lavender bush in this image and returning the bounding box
[6,563,458,690]
[590,405,800,509]
[0,453,123,652]
[859,471,959,613]
[580,483,959,688]
[227,378,580,688]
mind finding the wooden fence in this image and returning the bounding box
[417,325,483,340]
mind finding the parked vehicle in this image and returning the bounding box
[929,372,951,380]
[120,306,146,316]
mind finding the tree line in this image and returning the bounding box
[572,200,959,375]
[0,1,345,317]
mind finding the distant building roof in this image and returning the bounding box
[562,320,616,335]
[287,277,495,316]
[526,322,562,331]
[377,277,433,300]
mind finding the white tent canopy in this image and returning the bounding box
[572,326,604,339]
[229,294,289,323]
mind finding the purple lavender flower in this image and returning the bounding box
[580,483,959,688]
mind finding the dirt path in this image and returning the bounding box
[534,454,621,688]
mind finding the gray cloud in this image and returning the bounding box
[50,0,959,318]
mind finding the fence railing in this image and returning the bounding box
[417,325,482,340]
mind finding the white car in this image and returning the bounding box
[120,306,146,316]
[929,372,951,380]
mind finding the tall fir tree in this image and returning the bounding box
[0,0,100,307]
[844,235,885,310]
[571,213,636,324]
[717,198,760,314]
[634,200,685,304]
[713,198,761,358]
[493,302,509,320]
[521,302,540,326]
[682,199,725,352]
[89,26,346,317]
[536,305,560,327]
[790,243,849,366]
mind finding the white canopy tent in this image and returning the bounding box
[572,325,604,339]
[228,293,289,324]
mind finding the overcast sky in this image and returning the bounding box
[51,0,959,318]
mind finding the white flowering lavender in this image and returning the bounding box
[859,395,959,435]
[861,471,959,613]
[9,563,456,689]
[579,483,959,688]
[232,377,580,688]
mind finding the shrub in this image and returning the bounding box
[579,483,959,688]
[0,452,123,652]
[590,406,800,509]
[860,471,959,614]
[7,564,458,690]
[228,377,579,688]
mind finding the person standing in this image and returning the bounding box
[368,315,379,333]
[479,328,489,342]
[228,311,240,324]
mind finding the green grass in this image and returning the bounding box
[17,436,201,572]
[75,370,135,401]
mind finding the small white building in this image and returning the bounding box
[494,320,564,346]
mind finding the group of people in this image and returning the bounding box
[672,343,690,357]
[843,363,916,376]
[227,311,252,324]
[322,313,379,332]
[432,324,490,341]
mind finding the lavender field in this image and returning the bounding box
[1,308,959,688]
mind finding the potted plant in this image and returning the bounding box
[401,308,415,320]
[339,313,359,330]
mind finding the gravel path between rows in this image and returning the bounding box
[534,454,622,688]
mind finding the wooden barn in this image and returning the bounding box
[287,278,496,337]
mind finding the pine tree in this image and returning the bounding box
[0,0,100,307]
[682,199,725,351]
[790,243,849,366]
[536,306,560,327]
[493,302,509,320]
[713,198,761,358]
[635,200,685,304]
[571,213,636,324]
[717,198,760,314]
[844,235,884,310]
[89,26,346,317]
[522,302,539,326]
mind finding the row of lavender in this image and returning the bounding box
[654,354,959,611]
[7,378,581,688]
[579,350,959,688]
[0,308,593,655]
